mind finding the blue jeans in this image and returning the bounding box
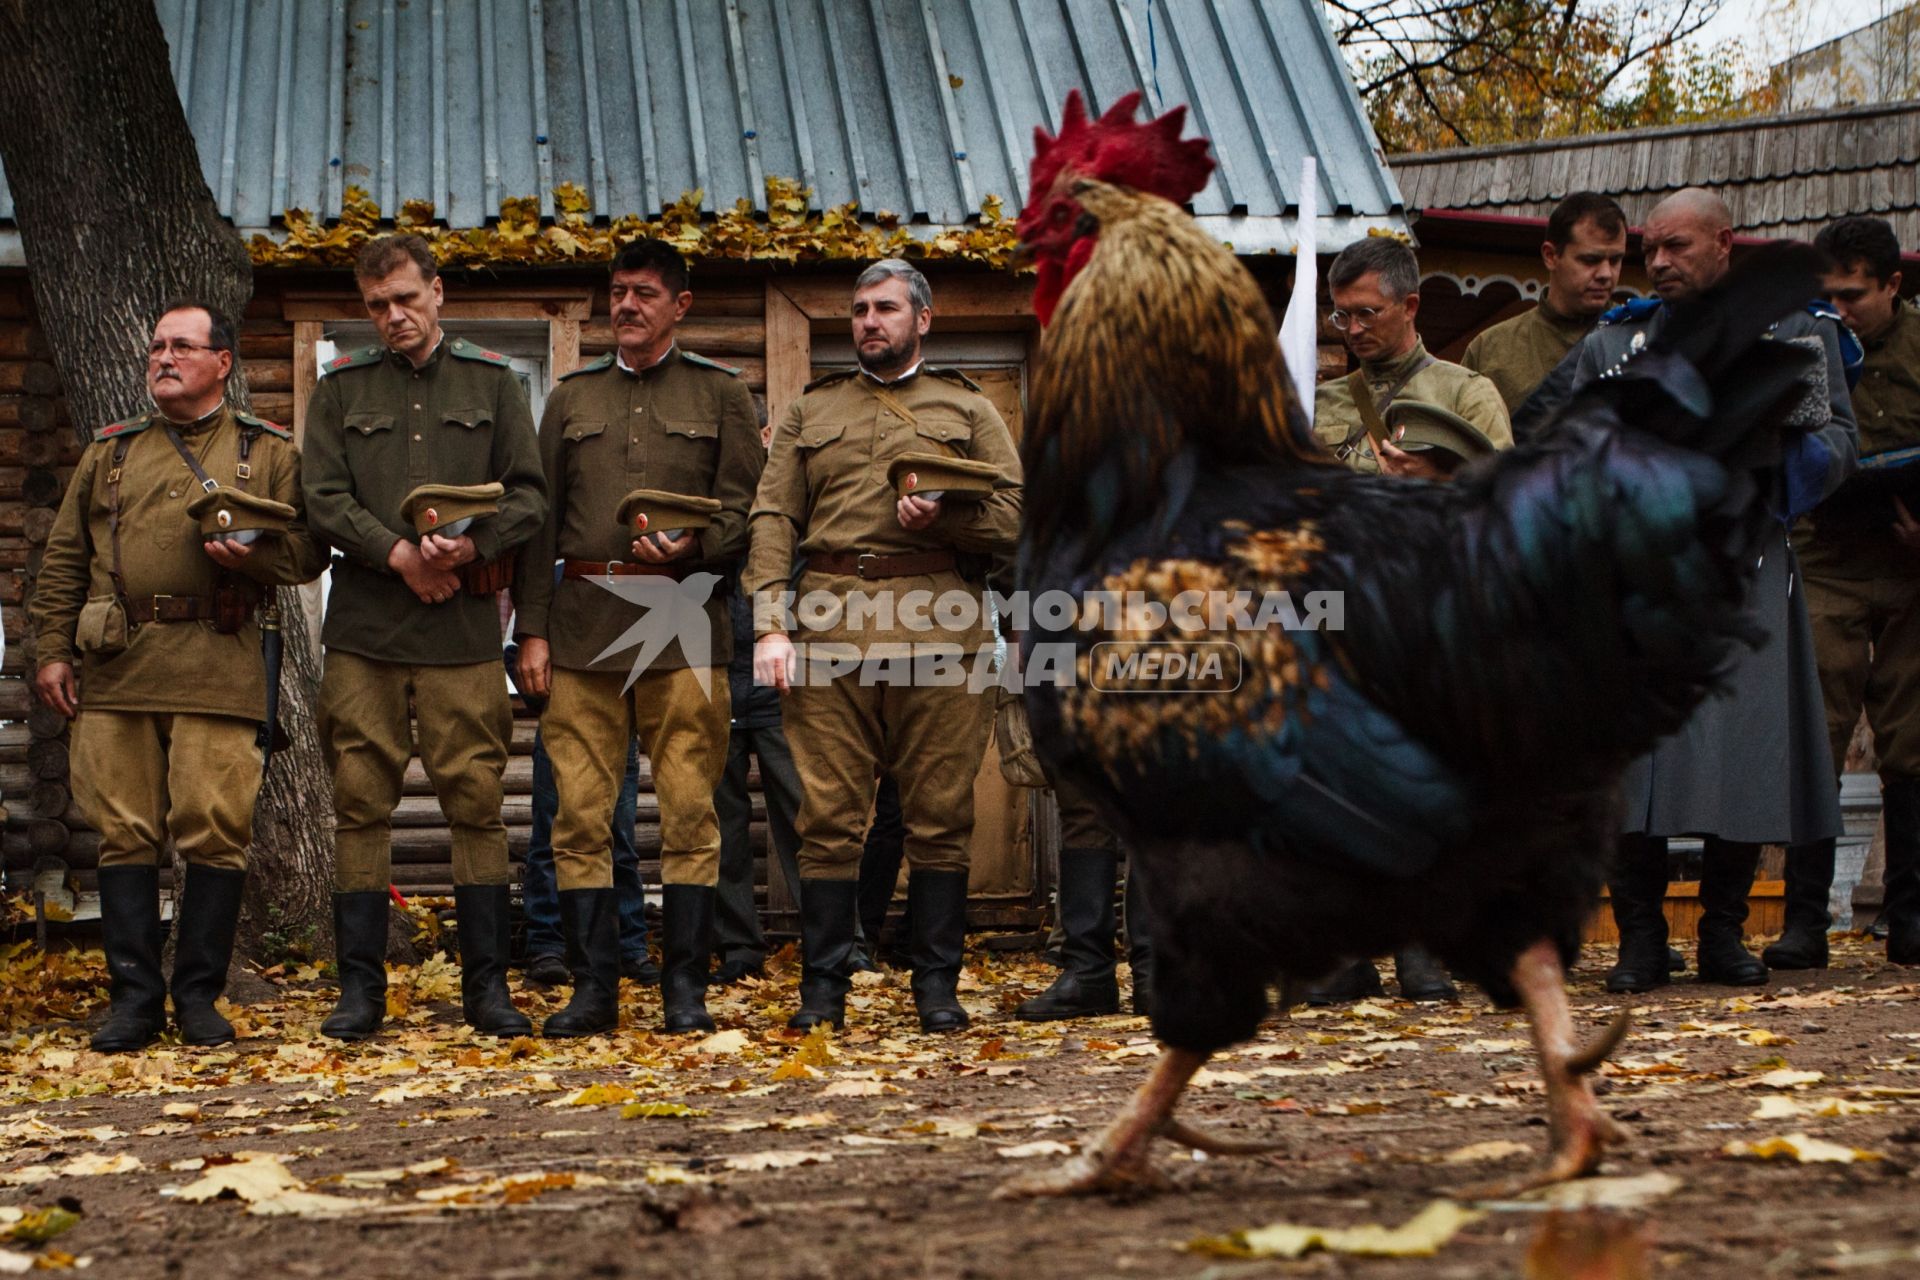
[523,729,649,962]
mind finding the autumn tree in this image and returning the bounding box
[1325,0,1776,151]
[0,0,334,961]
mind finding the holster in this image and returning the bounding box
[211,577,258,635]
[75,596,132,656]
[462,552,517,597]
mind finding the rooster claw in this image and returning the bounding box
[994,1147,1173,1199]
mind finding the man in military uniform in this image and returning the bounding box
[747,259,1022,1033]
[31,300,324,1052]
[1462,192,1627,413]
[1313,237,1512,479]
[304,234,547,1040]
[513,239,763,1035]
[1536,188,1860,991]
[1771,216,1920,969]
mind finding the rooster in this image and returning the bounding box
[1003,91,1830,1198]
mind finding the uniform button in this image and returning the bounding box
[414,433,423,440]
[413,403,422,410]
[633,406,643,414]
[168,489,179,498]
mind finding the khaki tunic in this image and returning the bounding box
[512,345,764,671]
[744,366,1022,879]
[1460,302,1595,414]
[30,405,325,868]
[1793,305,1920,778]
[30,406,325,720]
[1312,341,1513,474]
[302,336,546,665]
[512,344,761,891]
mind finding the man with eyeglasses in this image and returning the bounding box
[1307,237,1510,1005]
[1313,237,1512,480]
[30,300,325,1052]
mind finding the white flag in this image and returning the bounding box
[1278,155,1319,427]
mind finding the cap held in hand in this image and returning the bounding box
[185,485,296,546]
[1383,401,1496,469]
[399,481,505,538]
[616,488,723,536]
[886,452,1000,502]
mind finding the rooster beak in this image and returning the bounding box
[1010,240,1037,269]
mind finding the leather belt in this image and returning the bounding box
[562,558,686,582]
[809,550,958,580]
[126,594,217,623]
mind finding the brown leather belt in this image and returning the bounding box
[562,558,686,582]
[126,594,217,623]
[809,550,958,580]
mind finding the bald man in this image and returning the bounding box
[1531,188,1859,993]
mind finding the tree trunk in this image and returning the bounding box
[0,0,334,960]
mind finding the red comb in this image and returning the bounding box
[1021,90,1214,222]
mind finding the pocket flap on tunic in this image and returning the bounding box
[444,407,494,430]
[663,418,719,440]
[563,418,609,442]
[796,422,847,449]
[913,416,972,446]
[345,412,395,435]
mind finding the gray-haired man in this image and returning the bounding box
[744,259,1023,1033]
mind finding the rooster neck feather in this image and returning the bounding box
[1022,181,1330,562]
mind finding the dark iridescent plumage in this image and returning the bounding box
[1018,179,1823,1052]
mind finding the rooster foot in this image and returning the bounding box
[996,1046,1255,1198]
[1463,946,1632,1201]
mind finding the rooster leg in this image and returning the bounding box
[994,1045,1220,1198]
[1465,940,1630,1199]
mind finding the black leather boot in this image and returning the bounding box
[1016,849,1120,1020]
[660,885,717,1034]
[321,891,391,1041]
[171,866,246,1046]
[908,869,971,1033]
[1883,774,1920,965]
[1124,866,1155,1017]
[1764,838,1833,970]
[91,866,167,1053]
[789,879,859,1030]
[543,888,620,1037]
[1303,958,1384,1005]
[454,885,532,1036]
[1606,835,1671,993]
[1393,945,1459,1002]
[1697,839,1768,986]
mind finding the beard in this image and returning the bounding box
[856,334,918,375]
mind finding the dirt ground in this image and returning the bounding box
[2,932,1918,1278]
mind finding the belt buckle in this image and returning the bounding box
[604,560,623,583]
[856,552,877,580]
[150,594,172,619]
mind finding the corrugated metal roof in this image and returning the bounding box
[0,0,1405,251]
[1392,99,1920,246]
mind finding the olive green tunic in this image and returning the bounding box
[1311,341,1513,473]
[1460,301,1595,414]
[302,335,546,664]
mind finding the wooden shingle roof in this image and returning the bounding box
[1392,99,1920,245]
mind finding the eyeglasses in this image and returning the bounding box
[1328,300,1404,331]
[146,340,222,360]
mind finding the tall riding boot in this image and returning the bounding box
[170,866,246,1046]
[91,866,167,1053]
[788,879,859,1030]
[1124,866,1156,1017]
[1016,849,1120,1020]
[1763,838,1834,970]
[1606,835,1672,993]
[1303,958,1384,1005]
[1882,774,1920,964]
[321,891,391,1040]
[660,885,717,1034]
[543,889,620,1037]
[908,869,971,1033]
[1393,945,1459,1002]
[454,885,533,1036]
[1697,839,1768,985]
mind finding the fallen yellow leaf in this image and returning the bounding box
[1188,1200,1484,1259]
[1722,1133,1884,1164]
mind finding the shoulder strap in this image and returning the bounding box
[560,352,616,381]
[105,436,135,603]
[1344,369,1388,453]
[162,423,222,496]
[680,349,742,377]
